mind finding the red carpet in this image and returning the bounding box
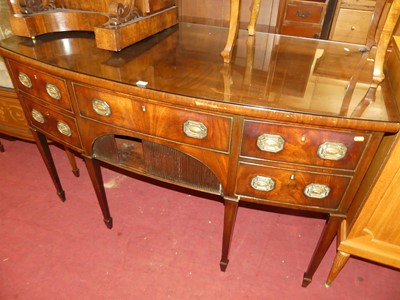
[1,138,399,299]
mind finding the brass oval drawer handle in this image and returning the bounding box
[183,120,208,139]
[257,133,285,153]
[31,109,45,124]
[46,83,61,100]
[57,121,72,137]
[250,175,275,192]
[18,72,32,88]
[317,142,347,160]
[92,98,112,117]
[304,183,330,199]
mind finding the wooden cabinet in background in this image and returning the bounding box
[326,35,400,287]
[326,130,400,286]
[330,0,377,43]
[278,0,330,38]
[0,0,32,145]
[0,85,33,142]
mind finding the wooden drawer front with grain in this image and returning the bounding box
[285,4,324,24]
[74,83,232,152]
[241,120,369,170]
[236,162,351,209]
[22,96,82,149]
[330,9,373,44]
[280,23,322,38]
[8,60,72,112]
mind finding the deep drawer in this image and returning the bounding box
[7,60,72,112]
[74,83,232,152]
[22,96,82,149]
[236,162,351,209]
[241,120,369,170]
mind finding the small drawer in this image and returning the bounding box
[74,83,232,152]
[236,162,351,209]
[241,120,369,170]
[330,9,373,44]
[285,4,324,24]
[8,60,72,111]
[22,96,82,149]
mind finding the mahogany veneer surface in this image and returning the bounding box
[0,24,398,125]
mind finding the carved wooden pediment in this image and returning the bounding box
[8,0,178,51]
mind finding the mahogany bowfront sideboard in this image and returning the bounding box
[1,23,400,286]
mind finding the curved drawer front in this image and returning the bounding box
[74,83,232,152]
[8,60,72,112]
[235,163,351,209]
[241,120,369,170]
[23,97,82,149]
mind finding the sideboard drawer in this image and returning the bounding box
[22,96,82,149]
[236,162,351,209]
[285,3,324,24]
[8,60,72,112]
[74,83,232,152]
[241,120,369,170]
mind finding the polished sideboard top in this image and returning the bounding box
[1,23,399,131]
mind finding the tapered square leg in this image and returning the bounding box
[31,129,65,201]
[65,147,80,177]
[220,197,239,271]
[302,215,343,287]
[84,156,113,229]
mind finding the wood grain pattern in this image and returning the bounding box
[8,0,178,51]
[326,32,400,287]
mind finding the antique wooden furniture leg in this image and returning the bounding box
[220,197,239,271]
[339,0,386,115]
[364,0,387,50]
[325,250,351,287]
[221,0,241,63]
[248,0,261,35]
[65,147,80,177]
[222,0,261,62]
[302,215,343,287]
[83,156,113,229]
[31,129,65,201]
[357,0,400,103]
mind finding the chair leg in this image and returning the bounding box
[248,0,261,35]
[221,0,241,63]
